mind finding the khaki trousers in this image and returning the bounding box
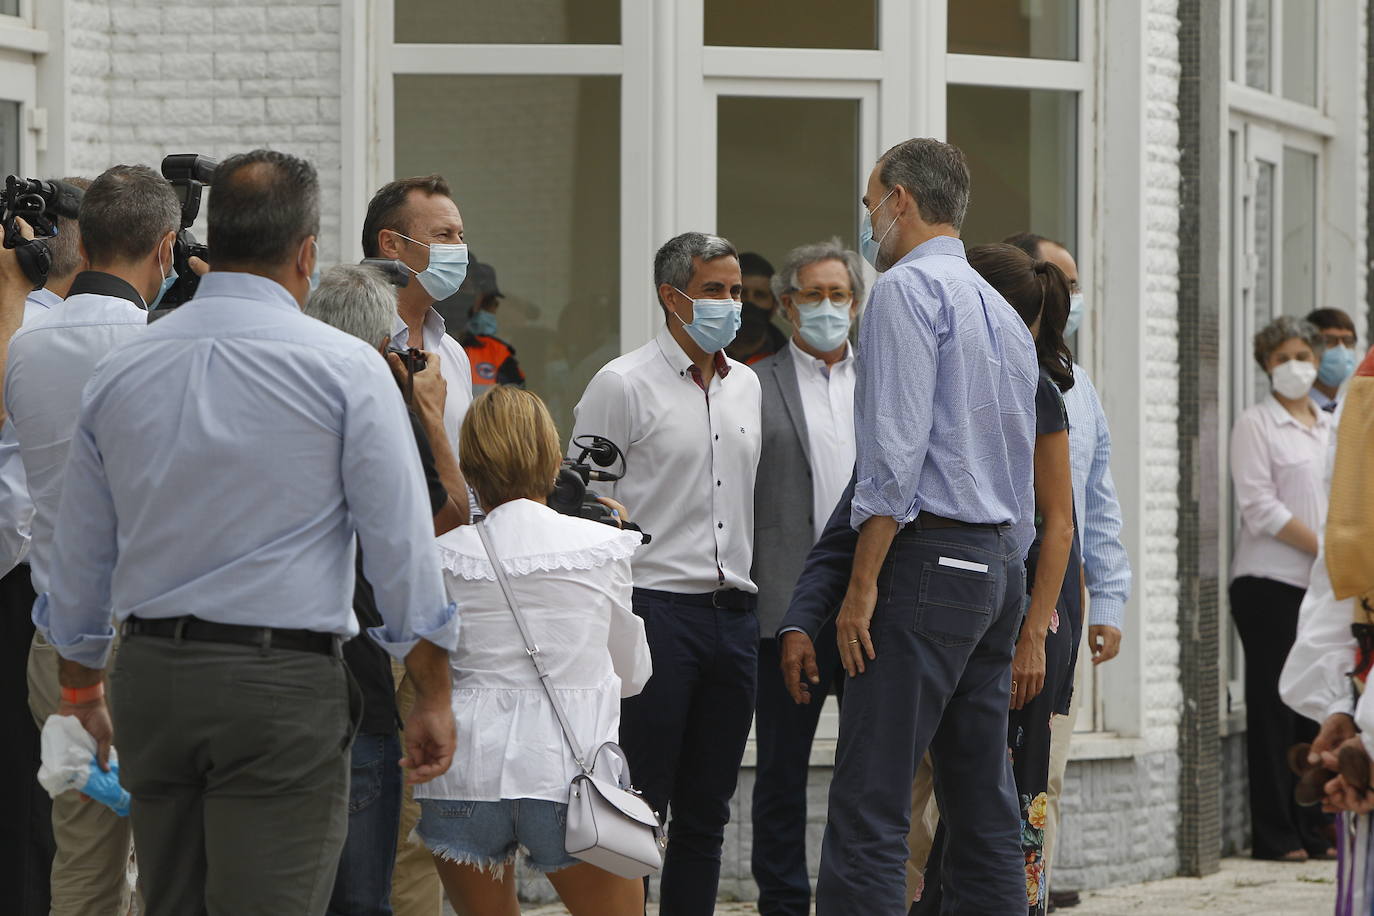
[1043,681,1082,892]
[27,632,136,916]
[390,659,441,916]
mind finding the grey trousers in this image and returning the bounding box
[109,633,359,916]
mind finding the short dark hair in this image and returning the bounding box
[361,175,453,258]
[1305,307,1356,338]
[78,166,180,267]
[878,138,971,229]
[1003,232,1061,259]
[208,150,320,270]
[739,252,774,279]
[653,232,738,305]
[48,176,92,281]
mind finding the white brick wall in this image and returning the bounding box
[64,0,344,262]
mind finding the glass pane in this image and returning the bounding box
[1281,148,1317,317]
[1245,0,1271,91]
[0,0,17,17]
[1252,159,1275,400]
[0,101,18,177]
[948,0,1078,60]
[1282,0,1318,105]
[394,75,619,437]
[947,86,1077,251]
[705,0,876,49]
[395,0,619,44]
[715,95,859,311]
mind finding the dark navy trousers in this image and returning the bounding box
[620,588,759,916]
[815,524,1027,916]
[751,620,845,916]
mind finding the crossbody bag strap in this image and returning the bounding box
[475,521,590,772]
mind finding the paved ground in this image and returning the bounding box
[519,856,1337,915]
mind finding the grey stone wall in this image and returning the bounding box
[1219,732,1251,857]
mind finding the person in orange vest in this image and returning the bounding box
[456,257,524,393]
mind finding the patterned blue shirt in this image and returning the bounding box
[1062,363,1133,630]
[851,236,1038,558]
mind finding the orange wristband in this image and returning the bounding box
[60,683,104,705]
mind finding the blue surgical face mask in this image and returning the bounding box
[671,287,741,353]
[149,243,177,310]
[393,231,468,301]
[860,188,897,270]
[1318,344,1358,388]
[308,239,321,294]
[1064,291,1085,337]
[796,299,853,352]
[467,310,498,338]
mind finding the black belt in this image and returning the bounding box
[914,510,1007,531]
[634,587,758,610]
[121,615,342,657]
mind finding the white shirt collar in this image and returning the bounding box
[392,307,448,350]
[435,498,641,579]
[194,271,301,312]
[787,337,852,375]
[1262,393,1330,431]
[26,288,62,310]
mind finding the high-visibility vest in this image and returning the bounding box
[462,334,524,389]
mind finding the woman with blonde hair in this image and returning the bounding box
[413,386,652,915]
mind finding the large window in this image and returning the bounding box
[394,0,619,44]
[948,0,1079,60]
[393,75,620,437]
[704,0,877,50]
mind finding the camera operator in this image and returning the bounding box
[569,231,762,913]
[0,174,88,916]
[33,150,459,915]
[303,264,467,915]
[5,164,178,916]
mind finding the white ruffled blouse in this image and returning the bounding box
[414,499,652,804]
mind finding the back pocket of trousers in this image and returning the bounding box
[915,562,995,647]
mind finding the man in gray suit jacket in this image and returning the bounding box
[750,238,865,916]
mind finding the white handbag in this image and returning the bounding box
[476,522,666,878]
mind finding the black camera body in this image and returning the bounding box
[361,258,411,289]
[386,344,427,405]
[0,176,84,289]
[153,153,217,313]
[550,435,650,542]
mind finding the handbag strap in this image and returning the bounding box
[475,521,590,772]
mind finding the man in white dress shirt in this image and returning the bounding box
[0,175,87,916]
[361,173,476,916]
[34,150,459,915]
[570,231,762,914]
[7,165,179,916]
[748,238,862,916]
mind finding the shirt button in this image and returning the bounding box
[714,434,719,440]
[718,522,724,529]
[716,480,721,486]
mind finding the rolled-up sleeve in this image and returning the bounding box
[1280,546,1358,723]
[35,403,118,669]
[340,353,459,659]
[1082,392,1132,629]
[851,279,938,531]
[1230,412,1292,536]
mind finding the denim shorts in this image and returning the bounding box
[416,798,578,874]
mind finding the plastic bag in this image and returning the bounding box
[36,714,130,817]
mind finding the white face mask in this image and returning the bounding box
[1270,359,1317,400]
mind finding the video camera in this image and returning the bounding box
[550,435,650,543]
[0,176,84,289]
[153,153,216,313]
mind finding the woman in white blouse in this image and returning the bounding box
[413,386,652,915]
[1230,316,1333,862]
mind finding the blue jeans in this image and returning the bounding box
[816,524,1027,916]
[328,733,402,916]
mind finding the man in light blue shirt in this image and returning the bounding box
[34,150,459,915]
[816,139,1037,916]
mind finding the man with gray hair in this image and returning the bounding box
[570,231,761,914]
[6,165,179,916]
[34,151,459,914]
[306,264,466,916]
[813,138,1038,914]
[749,237,864,916]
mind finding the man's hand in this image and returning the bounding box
[836,581,878,677]
[400,692,456,785]
[595,496,630,527]
[0,216,35,291]
[388,349,447,420]
[1010,629,1047,710]
[187,255,210,276]
[1321,737,1374,813]
[1089,625,1121,665]
[1310,713,1358,766]
[57,697,114,771]
[780,630,820,704]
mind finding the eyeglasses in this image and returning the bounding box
[792,288,854,306]
[1321,332,1356,349]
